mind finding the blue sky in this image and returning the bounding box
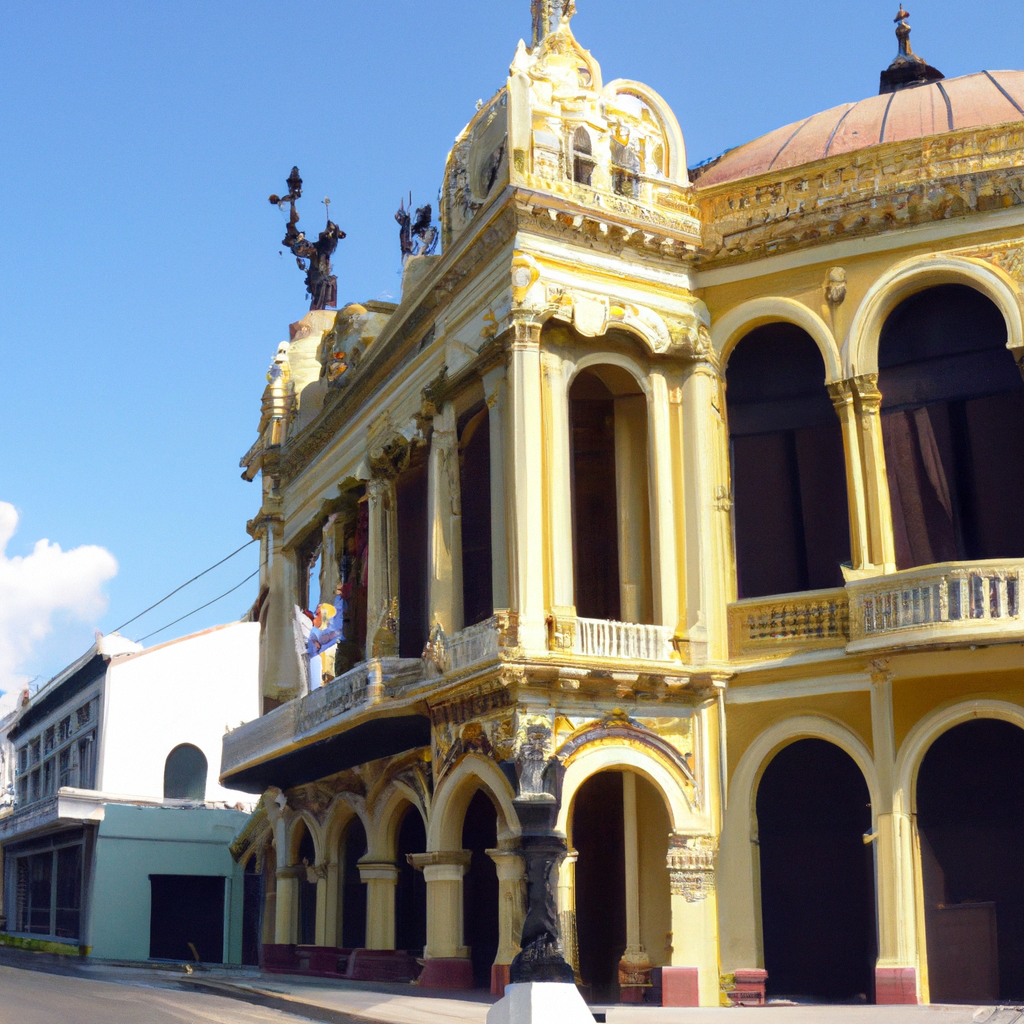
[2,0,1021,690]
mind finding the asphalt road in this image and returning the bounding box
[0,964,320,1024]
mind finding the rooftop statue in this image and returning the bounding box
[269,166,346,311]
[395,196,438,262]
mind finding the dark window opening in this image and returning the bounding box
[241,856,264,967]
[728,323,850,598]
[337,492,369,671]
[149,874,225,963]
[756,739,875,1002]
[396,461,429,659]
[13,836,84,941]
[572,126,595,186]
[163,744,208,801]
[395,806,427,954]
[573,771,626,1002]
[611,140,640,199]
[459,404,493,627]
[879,284,1024,568]
[341,816,367,949]
[462,789,499,988]
[297,826,317,946]
[917,718,1024,1002]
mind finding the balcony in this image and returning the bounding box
[548,614,676,663]
[728,589,850,660]
[846,560,1024,653]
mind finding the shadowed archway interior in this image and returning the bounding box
[756,738,875,1002]
[462,789,499,987]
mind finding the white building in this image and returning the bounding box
[0,621,260,963]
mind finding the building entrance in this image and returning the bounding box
[917,718,1024,1002]
[756,739,875,1002]
[462,789,499,987]
[149,874,225,963]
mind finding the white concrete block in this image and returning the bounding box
[486,982,595,1024]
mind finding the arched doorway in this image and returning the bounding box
[571,769,671,1003]
[879,284,1024,567]
[241,854,264,966]
[295,824,317,946]
[569,365,653,624]
[339,817,367,948]
[756,739,875,1002]
[917,718,1024,1003]
[727,323,850,598]
[462,789,499,988]
[395,805,427,954]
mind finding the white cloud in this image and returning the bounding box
[0,502,118,695]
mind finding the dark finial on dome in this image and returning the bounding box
[880,6,944,94]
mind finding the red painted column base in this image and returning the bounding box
[662,967,700,1007]
[875,966,919,1004]
[727,968,768,1006]
[417,957,474,989]
[491,963,510,997]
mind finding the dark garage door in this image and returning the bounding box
[149,875,225,963]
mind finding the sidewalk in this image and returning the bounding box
[0,949,1019,1024]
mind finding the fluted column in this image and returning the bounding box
[427,402,464,635]
[264,519,304,702]
[483,365,511,611]
[854,373,897,572]
[647,370,679,627]
[366,475,399,656]
[828,378,871,572]
[541,347,575,614]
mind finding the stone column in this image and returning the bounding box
[667,833,721,1007]
[618,772,652,1000]
[483,365,511,611]
[314,865,329,946]
[615,395,654,625]
[408,851,473,988]
[680,352,731,661]
[366,475,399,656]
[646,371,680,629]
[507,322,548,651]
[323,859,340,947]
[487,848,527,991]
[541,348,575,615]
[828,378,872,572]
[427,403,464,635]
[264,519,305,702]
[557,849,580,980]
[274,866,303,945]
[853,373,897,572]
[360,862,399,950]
[871,665,923,1003]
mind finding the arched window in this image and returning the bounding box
[572,127,594,186]
[611,139,640,199]
[727,323,850,598]
[163,743,208,801]
[878,284,1024,568]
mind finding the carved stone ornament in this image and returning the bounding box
[422,621,450,677]
[667,833,718,902]
[825,266,847,306]
[368,432,411,480]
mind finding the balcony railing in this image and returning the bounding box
[728,589,850,660]
[548,614,675,662]
[847,560,1024,653]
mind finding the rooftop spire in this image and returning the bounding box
[879,6,944,94]
[530,0,575,48]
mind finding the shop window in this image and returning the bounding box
[14,842,83,941]
[163,743,207,801]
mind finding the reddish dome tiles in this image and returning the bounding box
[693,71,1024,188]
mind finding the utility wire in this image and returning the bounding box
[134,569,261,644]
[111,538,258,633]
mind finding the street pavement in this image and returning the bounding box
[0,953,1022,1024]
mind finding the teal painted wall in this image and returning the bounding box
[88,804,249,963]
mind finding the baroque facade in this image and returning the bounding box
[223,6,1024,1007]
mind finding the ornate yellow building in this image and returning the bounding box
[224,4,1024,1008]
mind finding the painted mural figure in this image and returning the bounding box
[302,584,346,688]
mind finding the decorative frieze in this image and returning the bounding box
[667,833,718,903]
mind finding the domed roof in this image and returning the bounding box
[693,71,1024,188]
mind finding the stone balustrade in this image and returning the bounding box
[727,589,850,659]
[553,616,676,661]
[847,560,1024,653]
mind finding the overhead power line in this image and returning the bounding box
[111,538,258,633]
[134,569,262,645]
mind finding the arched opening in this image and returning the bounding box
[572,127,594,186]
[262,841,277,950]
[462,788,499,988]
[242,853,264,967]
[727,323,850,598]
[570,366,653,623]
[459,403,493,627]
[163,744,208,801]
[339,816,367,948]
[917,718,1024,1002]
[295,824,317,946]
[756,739,875,1002]
[571,769,671,1003]
[878,284,1024,568]
[611,140,640,198]
[395,805,427,954]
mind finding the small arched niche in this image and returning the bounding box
[878,284,1024,568]
[726,323,850,598]
[569,365,653,624]
[163,743,208,801]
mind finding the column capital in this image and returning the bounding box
[409,850,472,883]
[853,372,882,408]
[827,377,856,409]
[508,316,542,349]
[486,847,526,881]
[358,861,399,884]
